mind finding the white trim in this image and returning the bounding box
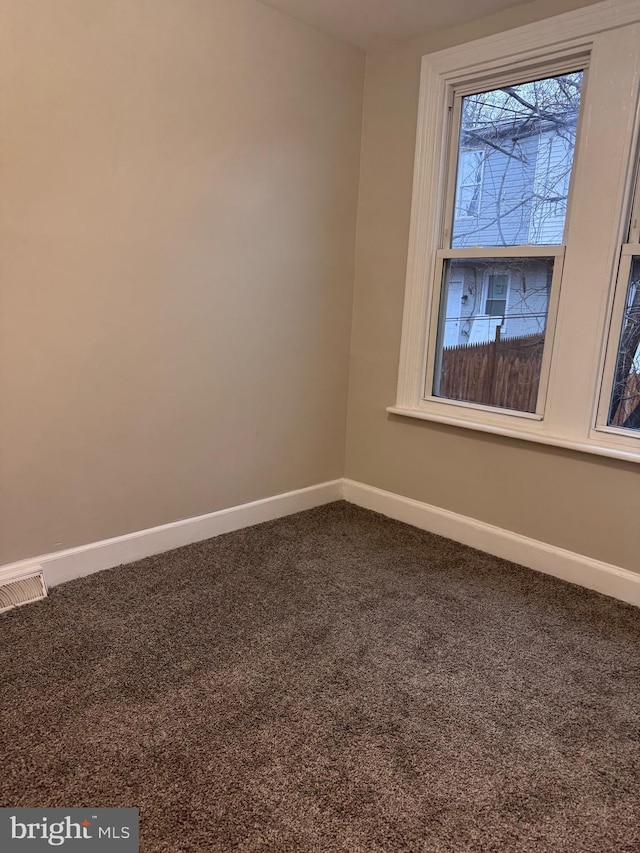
[423,1,640,75]
[436,246,563,259]
[2,478,636,609]
[1,480,343,589]
[387,404,640,462]
[343,479,640,607]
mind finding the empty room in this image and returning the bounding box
[1,0,639,850]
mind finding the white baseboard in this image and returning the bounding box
[3,477,637,607]
[343,479,640,607]
[1,480,343,589]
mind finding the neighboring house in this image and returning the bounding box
[442,108,577,348]
[442,260,552,347]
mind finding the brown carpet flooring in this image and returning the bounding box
[1,502,639,852]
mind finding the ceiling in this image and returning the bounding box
[258,0,534,50]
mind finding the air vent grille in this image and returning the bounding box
[0,570,47,614]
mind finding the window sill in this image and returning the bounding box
[386,405,640,464]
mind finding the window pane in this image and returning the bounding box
[451,72,583,248]
[433,257,554,412]
[608,257,640,431]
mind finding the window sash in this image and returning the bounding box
[592,91,640,444]
[429,68,583,417]
[424,246,565,417]
[442,66,587,251]
[595,245,640,434]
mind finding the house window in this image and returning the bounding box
[450,74,581,250]
[485,274,508,317]
[597,164,640,435]
[391,3,640,462]
[606,260,640,430]
[433,259,551,411]
[431,69,581,415]
[455,148,484,218]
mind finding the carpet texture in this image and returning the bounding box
[1,502,639,852]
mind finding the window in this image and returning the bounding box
[433,69,581,416]
[597,164,640,435]
[391,2,640,463]
[450,73,581,250]
[485,275,508,318]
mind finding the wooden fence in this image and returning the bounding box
[438,332,545,413]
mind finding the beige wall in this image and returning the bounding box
[344,0,640,573]
[0,0,364,563]
[2,0,635,574]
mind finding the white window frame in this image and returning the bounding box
[426,247,563,418]
[389,0,640,464]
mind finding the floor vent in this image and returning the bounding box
[0,568,48,614]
